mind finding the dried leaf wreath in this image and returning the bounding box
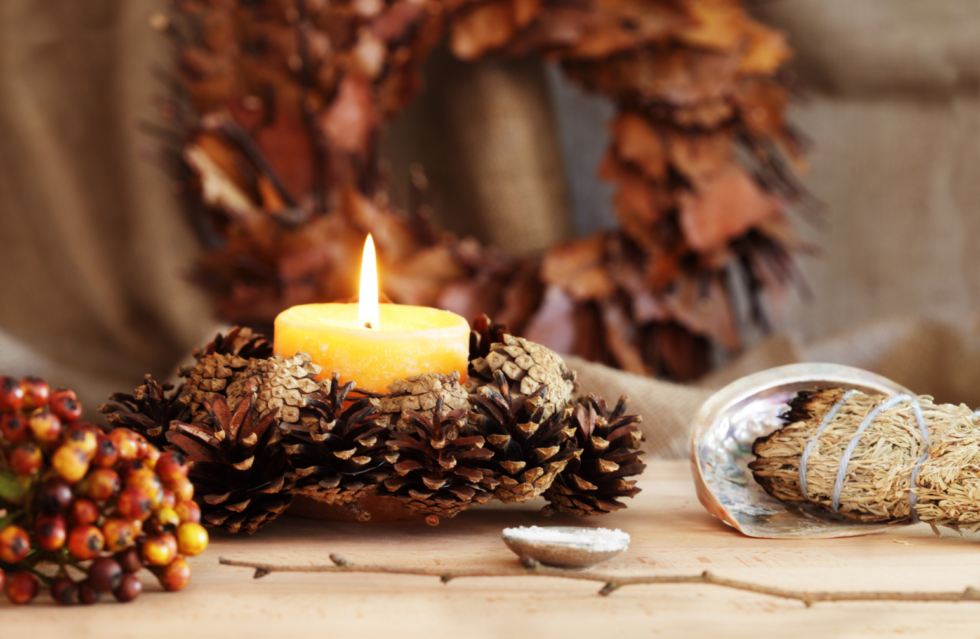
[151,0,805,381]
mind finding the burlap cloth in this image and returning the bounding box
[573,313,980,458]
[0,1,977,458]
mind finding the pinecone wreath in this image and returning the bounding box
[383,398,498,525]
[167,388,294,534]
[543,395,646,517]
[280,372,392,518]
[99,374,187,450]
[100,320,648,532]
[469,370,580,503]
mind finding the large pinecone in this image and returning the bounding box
[178,327,273,423]
[281,372,391,511]
[383,398,497,524]
[467,319,576,421]
[225,353,322,425]
[469,370,580,503]
[543,395,645,517]
[167,387,292,534]
[99,374,187,450]
[371,372,469,433]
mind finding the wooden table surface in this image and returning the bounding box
[5,460,980,638]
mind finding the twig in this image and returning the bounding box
[219,555,980,606]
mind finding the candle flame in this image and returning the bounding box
[358,234,380,330]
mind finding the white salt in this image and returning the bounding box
[502,526,630,552]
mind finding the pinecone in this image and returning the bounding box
[469,314,510,361]
[467,325,576,422]
[468,370,580,504]
[543,395,645,517]
[371,372,470,432]
[178,327,273,423]
[225,353,322,425]
[99,374,187,450]
[383,398,497,525]
[281,372,391,512]
[167,388,292,534]
[198,326,274,360]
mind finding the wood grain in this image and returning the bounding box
[4,460,980,638]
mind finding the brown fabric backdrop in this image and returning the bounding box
[382,46,574,257]
[0,1,978,458]
[0,1,214,405]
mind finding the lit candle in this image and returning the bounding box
[273,235,470,394]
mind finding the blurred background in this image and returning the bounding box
[0,0,977,427]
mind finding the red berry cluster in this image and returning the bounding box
[0,376,209,605]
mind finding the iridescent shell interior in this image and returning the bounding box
[690,363,913,539]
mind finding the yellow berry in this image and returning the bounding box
[147,508,180,535]
[52,445,90,484]
[141,534,177,566]
[176,523,209,557]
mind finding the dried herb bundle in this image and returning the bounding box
[153,0,804,381]
[751,389,980,532]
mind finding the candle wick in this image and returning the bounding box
[364,322,373,329]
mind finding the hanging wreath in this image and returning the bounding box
[154,0,804,381]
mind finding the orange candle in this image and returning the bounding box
[272,236,469,394]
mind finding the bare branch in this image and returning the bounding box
[219,557,980,604]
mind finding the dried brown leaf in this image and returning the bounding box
[734,78,788,141]
[540,235,616,301]
[738,20,792,75]
[493,261,544,334]
[667,129,732,185]
[437,276,505,323]
[372,0,426,41]
[659,275,740,350]
[318,74,380,156]
[676,0,746,51]
[611,113,667,181]
[522,285,578,355]
[566,0,692,59]
[253,109,315,203]
[184,131,260,220]
[600,300,647,375]
[565,47,740,106]
[678,164,781,254]
[450,1,517,60]
[646,321,711,381]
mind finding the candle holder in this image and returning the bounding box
[692,362,980,539]
[101,317,646,533]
